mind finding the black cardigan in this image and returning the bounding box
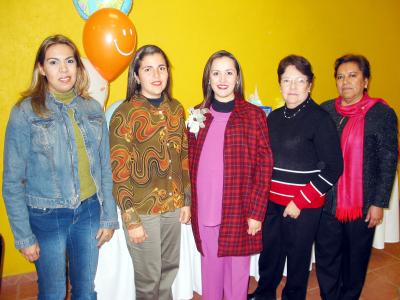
[321,99,398,216]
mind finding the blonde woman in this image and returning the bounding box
[3,35,118,299]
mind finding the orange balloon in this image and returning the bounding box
[83,8,137,82]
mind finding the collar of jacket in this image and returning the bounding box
[45,92,82,111]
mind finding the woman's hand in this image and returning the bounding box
[247,218,262,236]
[283,201,301,219]
[20,243,40,262]
[365,205,384,228]
[128,224,148,244]
[96,228,115,248]
[180,206,191,224]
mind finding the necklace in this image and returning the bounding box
[283,99,309,119]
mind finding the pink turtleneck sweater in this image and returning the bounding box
[197,107,231,226]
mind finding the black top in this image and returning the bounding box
[211,98,235,112]
[321,99,398,215]
[268,98,343,194]
[147,96,164,107]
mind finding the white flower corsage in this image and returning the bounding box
[185,107,209,138]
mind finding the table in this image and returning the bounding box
[373,173,399,249]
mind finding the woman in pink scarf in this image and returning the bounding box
[315,54,398,300]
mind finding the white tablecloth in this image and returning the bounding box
[95,175,399,299]
[94,211,135,300]
[373,173,399,249]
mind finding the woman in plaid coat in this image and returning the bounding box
[188,50,273,300]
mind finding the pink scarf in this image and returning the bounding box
[335,94,386,222]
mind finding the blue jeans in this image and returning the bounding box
[29,194,100,300]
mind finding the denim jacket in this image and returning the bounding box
[3,94,119,249]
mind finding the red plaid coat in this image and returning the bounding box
[189,98,273,256]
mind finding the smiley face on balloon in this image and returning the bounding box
[83,8,137,81]
[112,27,135,57]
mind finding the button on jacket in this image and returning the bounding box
[109,95,191,227]
[3,94,119,249]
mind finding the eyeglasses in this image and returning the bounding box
[280,77,308,87]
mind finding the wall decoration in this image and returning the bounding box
[73,0,132,20]
[82,57,109,107]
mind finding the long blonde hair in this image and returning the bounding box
[18,35,90,116]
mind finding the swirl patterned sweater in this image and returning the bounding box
[109,95,191,227]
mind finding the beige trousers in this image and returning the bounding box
[124,209,181,300]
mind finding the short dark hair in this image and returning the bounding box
[200,50,244,108]
[126,45,171,101]
[277,55,314,83]
[334,54,370,79]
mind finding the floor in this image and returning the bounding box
[1,243,400,300]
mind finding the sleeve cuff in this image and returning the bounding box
[100,220,120,229]
[371,201,388,209]
[15,234,37,250]
[121,207,141,226]
[249,212,264,222]
[248,193,269,222]
[293,183,322,209]
[184,187,192,206]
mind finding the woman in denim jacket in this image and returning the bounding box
[2,35,119,299]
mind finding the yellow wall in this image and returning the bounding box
[1,0,399,276]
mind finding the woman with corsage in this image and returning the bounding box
[188,50,273,300]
